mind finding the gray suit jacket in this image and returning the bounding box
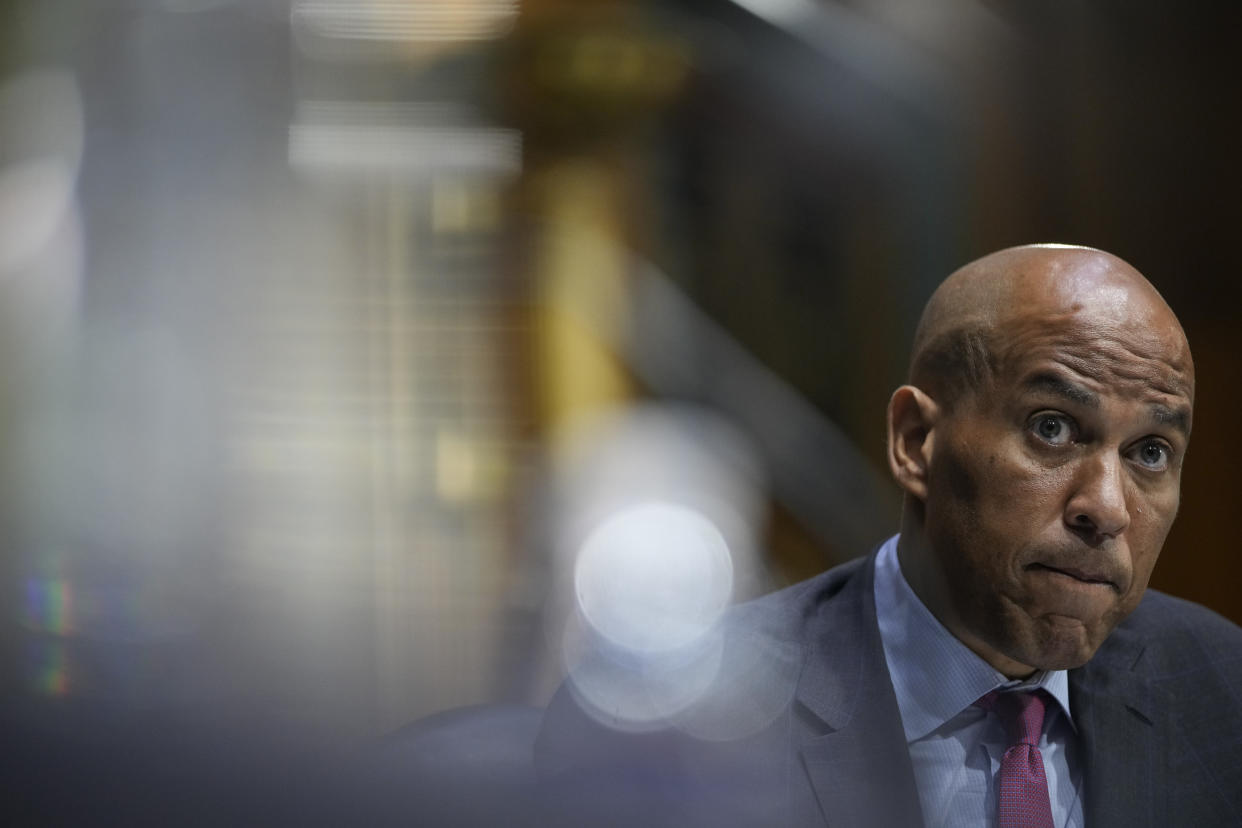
[536,552,1242,826]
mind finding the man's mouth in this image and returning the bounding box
[1028,562,1116,589]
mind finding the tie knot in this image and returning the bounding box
[976,690,1048,747]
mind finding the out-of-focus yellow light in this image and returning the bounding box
[431,177,502,235]
[435,428,506,504]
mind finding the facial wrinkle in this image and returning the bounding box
[996,312,1192,405]
[1055,339,1191,404]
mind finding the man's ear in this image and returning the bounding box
[886,385,939,501]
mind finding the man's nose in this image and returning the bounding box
[1064,452,1131,540]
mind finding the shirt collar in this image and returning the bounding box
[872,535,1074,743]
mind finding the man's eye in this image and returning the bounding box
[1130,439,1171,471]
[1031,413,1073,446]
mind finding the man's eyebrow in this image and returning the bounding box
[1021,373,1098,407]
[1151,404,1192,437]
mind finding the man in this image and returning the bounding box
[535,245,1242,826]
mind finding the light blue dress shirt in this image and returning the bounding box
[873,535,1085,828]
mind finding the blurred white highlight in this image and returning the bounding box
[0,161,77,275]
[553,403,770,731]
[565,622,725,734]
[0,68,84,276]
[731,0,817,28]
[574,502,733,654]
[289,106,521,175]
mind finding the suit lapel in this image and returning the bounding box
[795,554,924,827]
[1070,627,1170,828]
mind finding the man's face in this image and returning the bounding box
[920,279,1194,673]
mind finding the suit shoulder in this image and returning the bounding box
[1119,589,1242,680]
[1125,589,1242,643]
[726,555,869,636]
[1117,592,1242,822]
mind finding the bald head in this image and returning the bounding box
[909,244,1194,410]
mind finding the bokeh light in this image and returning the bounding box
[565,619,725,733]
[574,502,733,655]
[547,402,769,732]
[0,69,82,274]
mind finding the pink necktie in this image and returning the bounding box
[977,690,1056,828]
